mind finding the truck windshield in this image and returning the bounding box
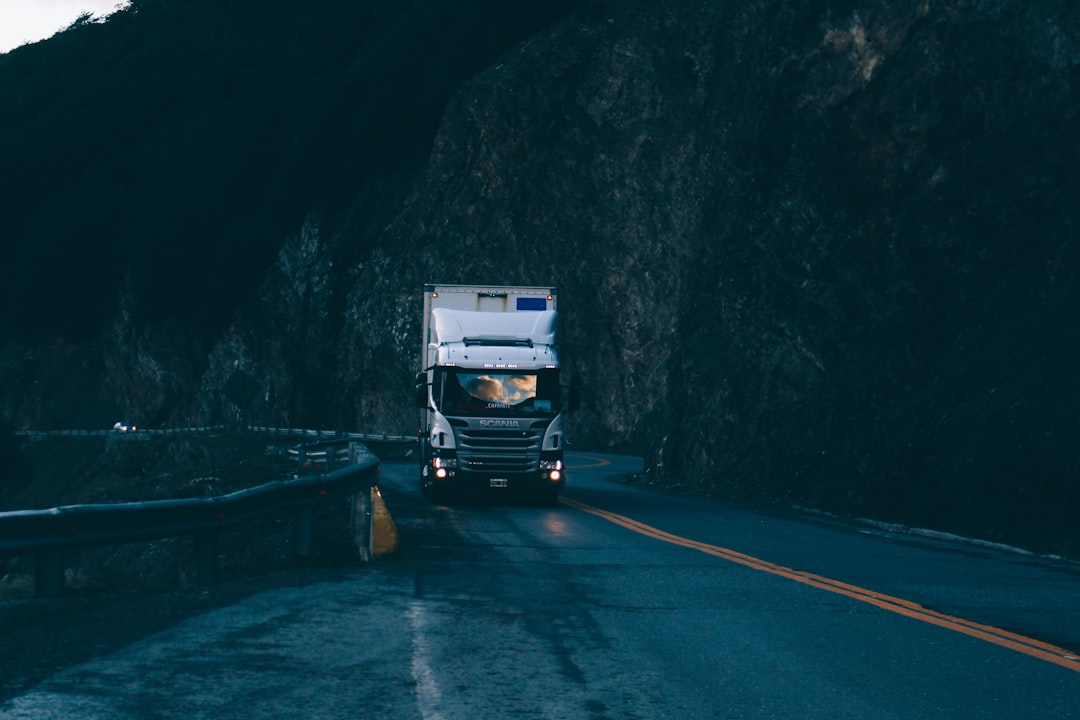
[434,368,561,417]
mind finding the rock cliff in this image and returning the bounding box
[331,0,1080,551]
[3,0,1078,553]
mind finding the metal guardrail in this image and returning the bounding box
[288,442,354,471]
[0,439,380,598]
[12,425,229,439]
[13,425,415,443]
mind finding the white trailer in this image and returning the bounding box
[414,284,578,503]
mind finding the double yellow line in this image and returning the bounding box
[560,496,1080,673]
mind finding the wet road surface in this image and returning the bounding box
[2,453,1079,718]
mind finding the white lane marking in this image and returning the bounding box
[407,600,446,720]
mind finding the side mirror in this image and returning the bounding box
[415,383,430,409]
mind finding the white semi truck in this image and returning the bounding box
[414,284,579,503]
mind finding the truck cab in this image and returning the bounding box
[415,285,578,503]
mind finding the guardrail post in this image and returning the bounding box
[195,532,220,586]
[293,506,314,557]
[35,550,65,598]
[351,490,373,562]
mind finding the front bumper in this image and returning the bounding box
[422,464,565,495]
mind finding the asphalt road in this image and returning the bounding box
[3,452,1079,719]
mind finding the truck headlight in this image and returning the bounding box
[433,457,457,469]
[540,459,563,482]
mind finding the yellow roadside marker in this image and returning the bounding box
[372,487,399,556]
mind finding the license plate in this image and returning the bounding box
[489,478,508,488]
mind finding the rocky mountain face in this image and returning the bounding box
[341,0,1080,551]
[3,0,1078,553]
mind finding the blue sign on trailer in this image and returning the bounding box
[516,297,548,311]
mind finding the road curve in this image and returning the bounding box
[1,453,1078,719]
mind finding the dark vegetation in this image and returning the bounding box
[0,0,583,340]
[0,424,30,492]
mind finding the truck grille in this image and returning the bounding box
[451,423,544,474]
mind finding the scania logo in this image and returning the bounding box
[479,419,521,428]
